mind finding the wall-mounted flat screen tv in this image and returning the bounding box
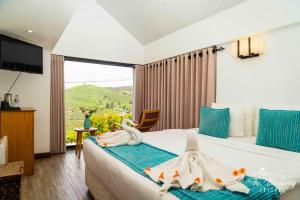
[0,34,43,74]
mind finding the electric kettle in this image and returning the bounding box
[3,93,13,108]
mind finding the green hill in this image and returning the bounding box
[65,85,132,109]
[65,85,133,132]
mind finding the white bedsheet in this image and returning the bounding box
[228,136,257,144]
[83,129,300,200]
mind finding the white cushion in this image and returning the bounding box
[212,103,255,137]
[0,136,8,165]
[254,105,300,135]
[212,103,246,137]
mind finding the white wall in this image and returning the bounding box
[0,50,51,154]
[53,0,144,64]
[144,0,300,63]
[217,23,300,105]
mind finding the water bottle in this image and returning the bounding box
[14,94,20,108]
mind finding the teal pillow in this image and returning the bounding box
[256,109,300,153]
[199,106,230,138]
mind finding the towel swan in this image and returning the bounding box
[96,119,143,147]
[144,131,250,195]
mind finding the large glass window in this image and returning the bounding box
[64,61,133,145]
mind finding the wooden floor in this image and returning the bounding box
[21,150,94,200]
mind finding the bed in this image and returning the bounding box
[83,129,300,200]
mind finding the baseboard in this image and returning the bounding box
[66,144,76,150]
[34,152,52,159]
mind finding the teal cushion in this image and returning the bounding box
[199,106,230,138]
[256,109,300,153]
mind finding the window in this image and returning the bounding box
[64,60,133,145]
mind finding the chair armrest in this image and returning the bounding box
[114,123,122,127]
[112,123,122,132]
[114,122,136,130]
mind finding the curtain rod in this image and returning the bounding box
[64,56,135,68]
[145,45,225,65]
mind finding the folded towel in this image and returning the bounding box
[145,131,250,195]
[96,119,143,147]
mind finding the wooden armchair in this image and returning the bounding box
[134,109,160,132]
[114,109,160,132]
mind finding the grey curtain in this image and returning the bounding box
[133,48,216,130]
[50,55,66,153]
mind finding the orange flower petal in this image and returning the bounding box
[194,177,201,183]
[101,142,108,147]
[144,167,151,174]
[145,167,151,171]
[158,172,165,180]
[173,170,180,179]
[216,178,223,184]
[239,168,246,174]
[233,170,239,176]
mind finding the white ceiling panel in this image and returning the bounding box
[0,0,79,49]
[94,0,248,45]
[53,0,144,64]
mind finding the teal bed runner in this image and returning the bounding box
[88,136,280,200]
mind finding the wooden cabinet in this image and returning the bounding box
[0,108,34,175]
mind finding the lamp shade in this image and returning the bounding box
[237,35,264,58]
[251,35,264,54]
[238,38,249,56]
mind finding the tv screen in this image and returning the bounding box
[0,34,43,74]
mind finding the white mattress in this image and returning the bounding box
[83,129,300,200]
[228,136,257,144]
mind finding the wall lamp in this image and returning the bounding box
[237,35,264,59]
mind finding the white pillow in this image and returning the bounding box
[211,103,245,137]
[212,103,255,137]
[254,105,300,135]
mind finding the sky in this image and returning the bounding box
[64,61,133,88]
